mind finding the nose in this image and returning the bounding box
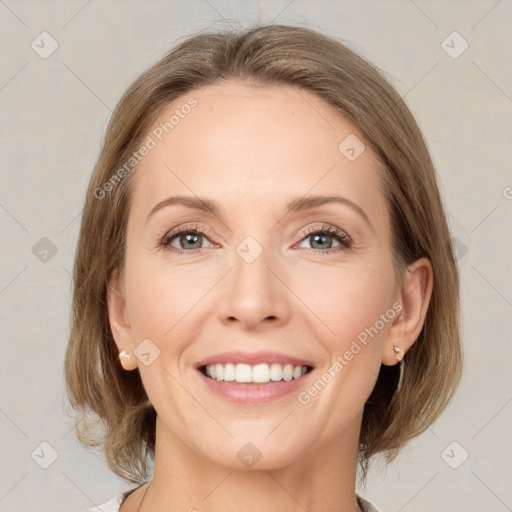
[217,242,291,331]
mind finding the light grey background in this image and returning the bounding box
[1,1,511,511]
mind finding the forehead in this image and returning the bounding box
[129,81,387,230]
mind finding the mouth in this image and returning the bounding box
[193,350,316,403]
[198,363,315,384]
[194,350,315,384]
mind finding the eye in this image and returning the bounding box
[157,223,353,255]
[158,224,215,254]
[296,224,352,254]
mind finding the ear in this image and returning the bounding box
[382,257,434,366]
[107,268,137,371]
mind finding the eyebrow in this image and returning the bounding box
[145,194,373,231]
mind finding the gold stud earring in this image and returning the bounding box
[393,345,405,394]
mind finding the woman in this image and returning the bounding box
[65,23,463,512]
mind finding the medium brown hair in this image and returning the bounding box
[64,22,463,484]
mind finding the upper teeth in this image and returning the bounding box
[204,363,308,383]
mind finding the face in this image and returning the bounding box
[109,81,405,470]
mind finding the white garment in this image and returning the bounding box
[80,487,136,512]
[80,487,381,511]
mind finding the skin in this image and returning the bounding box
[108,81,433,512]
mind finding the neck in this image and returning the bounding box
[139,414,364,512]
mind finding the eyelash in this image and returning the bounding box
[157,223,353,255]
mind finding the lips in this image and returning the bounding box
[194,350,315,370]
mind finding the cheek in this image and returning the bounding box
[295,261,395,346]
[124,257,214,351]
